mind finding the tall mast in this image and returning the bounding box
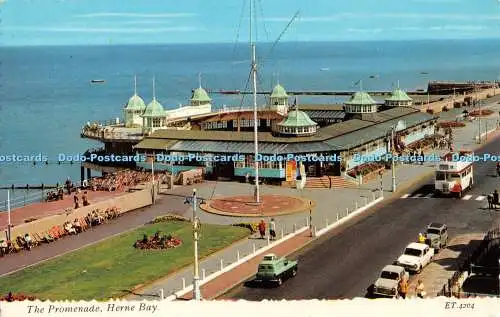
[152,76,156,100]
[198,72,202,88]
[134,75,137,95]
[250,0,260,203]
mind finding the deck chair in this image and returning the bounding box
[34,233,46,244]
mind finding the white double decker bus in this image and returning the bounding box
[434,150,474,198]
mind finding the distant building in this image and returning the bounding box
[123,77,146,128]
[269,84,289,115]
[385,86,413,107]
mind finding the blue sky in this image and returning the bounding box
[2,0,500,46]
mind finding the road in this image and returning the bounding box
[221,136,500,300]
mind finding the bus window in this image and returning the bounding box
[450,173,460,179]
[436,171,445,180]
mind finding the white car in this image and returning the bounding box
[394,242,434,274]
[372,265,410,298]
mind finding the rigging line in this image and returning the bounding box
[231,0,248,60]
[238,69,253,111]
[256,0,270,42]
[253,0,258,44]
[262,10,300,65]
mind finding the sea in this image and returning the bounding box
[1,39,500,209]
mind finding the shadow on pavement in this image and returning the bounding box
[243,279,280,289]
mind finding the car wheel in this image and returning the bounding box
[291,268,297,277]
[277,276,283,286]
[417,266,422,274]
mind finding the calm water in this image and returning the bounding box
[1,39,500,200]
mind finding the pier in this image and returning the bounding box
[0,184,60,190]
[195,90,430,96]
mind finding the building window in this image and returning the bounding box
[152,118,162,127]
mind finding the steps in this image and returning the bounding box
[282,176,358,189]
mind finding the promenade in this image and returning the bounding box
[1,95,499,300]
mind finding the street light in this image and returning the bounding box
[184,189,205,301]
[387,126,397,192]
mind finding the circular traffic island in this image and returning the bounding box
[200,194,313,217]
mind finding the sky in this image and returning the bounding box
[2,0,500,46]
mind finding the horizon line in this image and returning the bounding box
[2,37,500,48]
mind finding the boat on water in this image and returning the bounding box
[320,67,330,71]
[90,79,105,83]
[420,72,429,75]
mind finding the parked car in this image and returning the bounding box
[394,242,434,274]
[372,265,410,298]
[255,253,298,286]
[425,222,448,252]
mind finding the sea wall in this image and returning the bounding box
[8,185,155,239]
[422,88,500,114]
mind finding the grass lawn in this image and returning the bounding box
[0,221,249,300]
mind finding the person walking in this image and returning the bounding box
[419,150,424,165]
[269,218,276,241]
[415,280,426,298]
[494,190,499,209]
[258,219,266,239]
[488,194,493,210]
[73,194,80,209]
[398,278,408,299]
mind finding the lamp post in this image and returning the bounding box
[184,189,204,301]
[390,126,396,192]
[379,170,383,197]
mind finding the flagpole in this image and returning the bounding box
[7,190,11,240]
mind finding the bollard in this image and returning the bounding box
[159,289,164,300]
[182,277,186,289]
[202,268,206,280]
[306,217,309,227]
[337,213,339,221]
[293,224,297,232]
[355,201,358,210]
[253,243,256,253]
[267,235,270,245]
[325,219,329,227]
[346,207,349,216]
[237,250,240,262]
[314,226,317,237]
[220,259,224,270]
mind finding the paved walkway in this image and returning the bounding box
[407,233,485,298]
[202,194,312,217]
[0,190,125,230]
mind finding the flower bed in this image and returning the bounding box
[134,231,182,250]
[407,136,437,151]
[347,162,386,178]
[469,109,493,117]
[149,214,189,224]
[437,121,466,128]
[232,222,258,233]
[0,293,36,301]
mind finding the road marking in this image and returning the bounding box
[424,193,433,198]
[401,194,410,198]
[411,193,423,198]
[462,195,472,200]
[475,196,486,201]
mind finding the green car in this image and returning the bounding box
[255,253,298,286]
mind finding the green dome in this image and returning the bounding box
[345,92,376,105]
[191,87,211,102]
[278,110,317,127]
[125,94,146,110]
[142,99,165,117]
[386,88,412,102]
[270,84,288,98]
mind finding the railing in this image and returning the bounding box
[0,190,49,211]
[144,191,384,300]
[437,227,500,297]
[81,128,144,141]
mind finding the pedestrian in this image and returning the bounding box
[74,194,80,209]
[418,233,426,244]
[82,191,89,206]
[65,177,72,195]
[398,278,408,299]
[415,280,426,298]
[487,194,493,210]
[269,218,276,241]
[420,150,424,165]
[494,190,499,209]
[258,219,266,239]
